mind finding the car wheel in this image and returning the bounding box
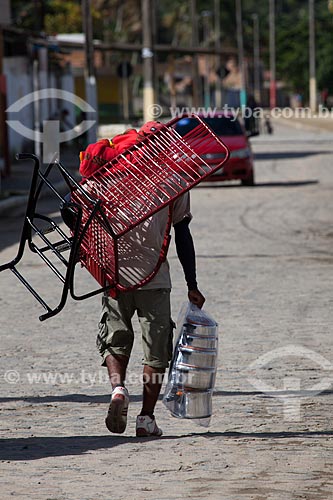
[241,170,255,186]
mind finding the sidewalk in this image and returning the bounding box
[272,114,333,133]
[0,124,131,216]
[0,147,80,216]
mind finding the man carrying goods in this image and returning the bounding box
[78,121,205,437]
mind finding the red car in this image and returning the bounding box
[175,113,256,185]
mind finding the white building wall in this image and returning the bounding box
[4,57,33,156]
[4,55,76,157]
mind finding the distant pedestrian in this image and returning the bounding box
[321,88,329,107]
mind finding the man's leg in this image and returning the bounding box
[105,353,129,389]
[136,289,173,436]
[141,365,165,417]
[104,353,131,436]
[97,293,135,433]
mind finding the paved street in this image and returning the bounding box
[0,120,332,499]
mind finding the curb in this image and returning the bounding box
[0,179,74,216]
[0,194,29,214]
[272,116,333,133]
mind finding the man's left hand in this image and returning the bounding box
[188,289,205,309]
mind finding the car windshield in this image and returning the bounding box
[175,116,244,136]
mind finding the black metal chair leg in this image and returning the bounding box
[0,154,40,272]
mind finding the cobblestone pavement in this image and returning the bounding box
[0,121,332,499]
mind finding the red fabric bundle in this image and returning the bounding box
[79,129,138,178]
[79,122,164,178]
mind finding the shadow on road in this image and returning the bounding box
[1,428,333,461]
[254,151,332,161]
[201,430,333,439]
[1,388,332,405]
[0,393,141,405]
[254,180,319,187]
[1,389,333,460]
[198,180,319,189]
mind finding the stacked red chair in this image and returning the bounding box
[0,115,229,320]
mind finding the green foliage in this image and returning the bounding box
[275,1,309,93]
[241,0,333,94]
[44,1,83,34]
[311,2,333,93]
[10,0,45,30]
[272,0,333,94]
[10,0,104,35]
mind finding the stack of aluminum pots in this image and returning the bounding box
[163,304,218,426]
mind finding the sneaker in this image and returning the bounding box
[136,415,163,437]
[105,386,129,434]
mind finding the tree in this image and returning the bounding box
[44,1,83,34]
[10,0,333,96]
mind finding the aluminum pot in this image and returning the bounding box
[175,363,216,390]
[177,346,217,369]
[169,390,212,419]
[182,322,217,338]
[179,330,217,350]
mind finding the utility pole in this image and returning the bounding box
[82,0,98,143]
[202,10,212,109]
[152,0,159,109]
[252,13,261,104]
[0,25,10,177]
[235,0,246,106]
[141,0,155,122]
[269,0,276,108]
[309,0,317,112]
[190,0,201,107]
[214,0,222,109]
